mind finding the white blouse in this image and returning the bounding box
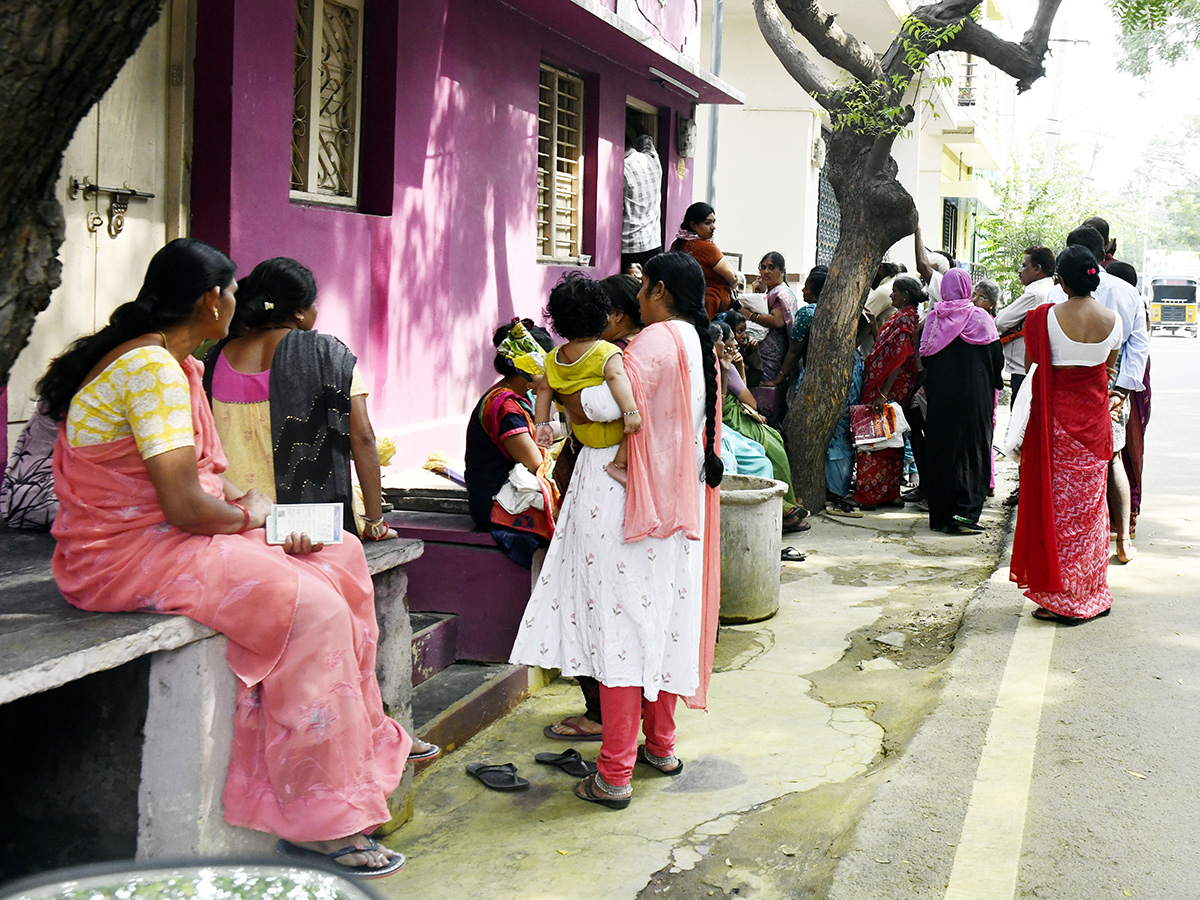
[1048,306,1121,366]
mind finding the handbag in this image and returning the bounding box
[851,402,909,451]
[1002,362,1036,462]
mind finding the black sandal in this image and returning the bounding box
[574,772,631,809]
[780,546,806,563]
[636,744,684,776]
[1032,607,1111,625]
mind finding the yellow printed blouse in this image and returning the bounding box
[65,346,194,460]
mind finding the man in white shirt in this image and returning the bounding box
[1048,226,1149,397]
[995,245,1055,403]
[621,122,663,273]
[913,225,951,305]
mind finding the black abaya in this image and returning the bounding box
[921,337,1003,529]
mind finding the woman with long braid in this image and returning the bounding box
[511,252,722,808]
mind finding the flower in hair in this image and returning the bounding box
[263,301,275,310]
[1086,268,1096,275]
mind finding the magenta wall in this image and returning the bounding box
[192,0,699,467]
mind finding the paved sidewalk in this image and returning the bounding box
[378,467,1017,899]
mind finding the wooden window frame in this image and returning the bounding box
[537,64,586,263]
[291,0,365,208]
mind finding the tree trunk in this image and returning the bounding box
[0,1,166,387]
[781,129,917,511]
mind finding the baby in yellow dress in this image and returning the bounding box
[534,274,642,484]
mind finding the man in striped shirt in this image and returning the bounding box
[621,121,663,274]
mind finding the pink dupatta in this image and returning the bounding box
[623,321,722,710]
[52,356,299,686]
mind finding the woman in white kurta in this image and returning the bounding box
[511,252,722,808]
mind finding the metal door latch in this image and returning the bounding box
[69,177,155,237]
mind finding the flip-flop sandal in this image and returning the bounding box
[408,740,441,762]
[780,547,806,563]
[574,772,631,809]
[636,745,685,776]
[1032,607,1111,625]
[535,748,597,777]
[465,762,530,791]
[782,517,811,533]
[543,720,604,742]
[276,837,406,878]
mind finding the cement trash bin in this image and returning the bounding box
[719,473,786,623]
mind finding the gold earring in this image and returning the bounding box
[214,307,220,321]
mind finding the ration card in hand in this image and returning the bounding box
[265,503,344,545]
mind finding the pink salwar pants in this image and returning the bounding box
[597,685,678,786]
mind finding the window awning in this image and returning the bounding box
[497,0,744,105]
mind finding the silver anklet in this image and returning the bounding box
[595,773,632,797]
[643,748,679,768]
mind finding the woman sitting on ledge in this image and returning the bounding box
[204,256,397,542]
[40,238,416,878]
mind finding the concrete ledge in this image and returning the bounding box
[0,529,425,863]
[0,533,422,706]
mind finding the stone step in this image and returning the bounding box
[413,662,554,762]
[410,612,458,687]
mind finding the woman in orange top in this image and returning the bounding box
[670,202,743,319]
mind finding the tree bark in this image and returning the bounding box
[782,128,916,510]
[757,0,1063,510]
[0,1,166,387]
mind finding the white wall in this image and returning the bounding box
[696,3,825,279]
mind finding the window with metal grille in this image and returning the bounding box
[942,199,959,260]
[291,0,364,206]
[815,129,841,267]
[538,65,585,262]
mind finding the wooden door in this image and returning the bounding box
[6,4,187,449]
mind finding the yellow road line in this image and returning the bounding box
[944,603,1056,900]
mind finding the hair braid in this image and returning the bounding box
[643,251,724,488]
[692,314,724,488]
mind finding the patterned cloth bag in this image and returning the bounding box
[850,402,908,450]
[1,408,59,529]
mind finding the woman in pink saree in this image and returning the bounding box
[39,239,410,877]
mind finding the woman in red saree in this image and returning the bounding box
[40,239,410,876]
[853,275,922,508]
[1010,246,1121,623]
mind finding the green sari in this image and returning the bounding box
[722,394,798,513]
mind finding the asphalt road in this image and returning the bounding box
[1017,333,1200,900]
[827,333,1200,900]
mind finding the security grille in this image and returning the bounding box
[942,199,959,260]
[291,0,364,204]
[537,65,585,261]
[815,129,840,267]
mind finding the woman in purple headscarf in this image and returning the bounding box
[919,268,1003,533]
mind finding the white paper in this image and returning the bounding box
[738,291,770,341]
[265,503,344,545]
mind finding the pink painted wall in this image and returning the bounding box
[192,0,700,467]
[623,0,701,55]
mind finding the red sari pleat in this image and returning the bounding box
[52,356,408,841]
[1010,306,1113,617]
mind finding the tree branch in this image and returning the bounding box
[896,0,1064,93]
[775,0,885,86]
[944,18,1051,91]
[752,0,835,107]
